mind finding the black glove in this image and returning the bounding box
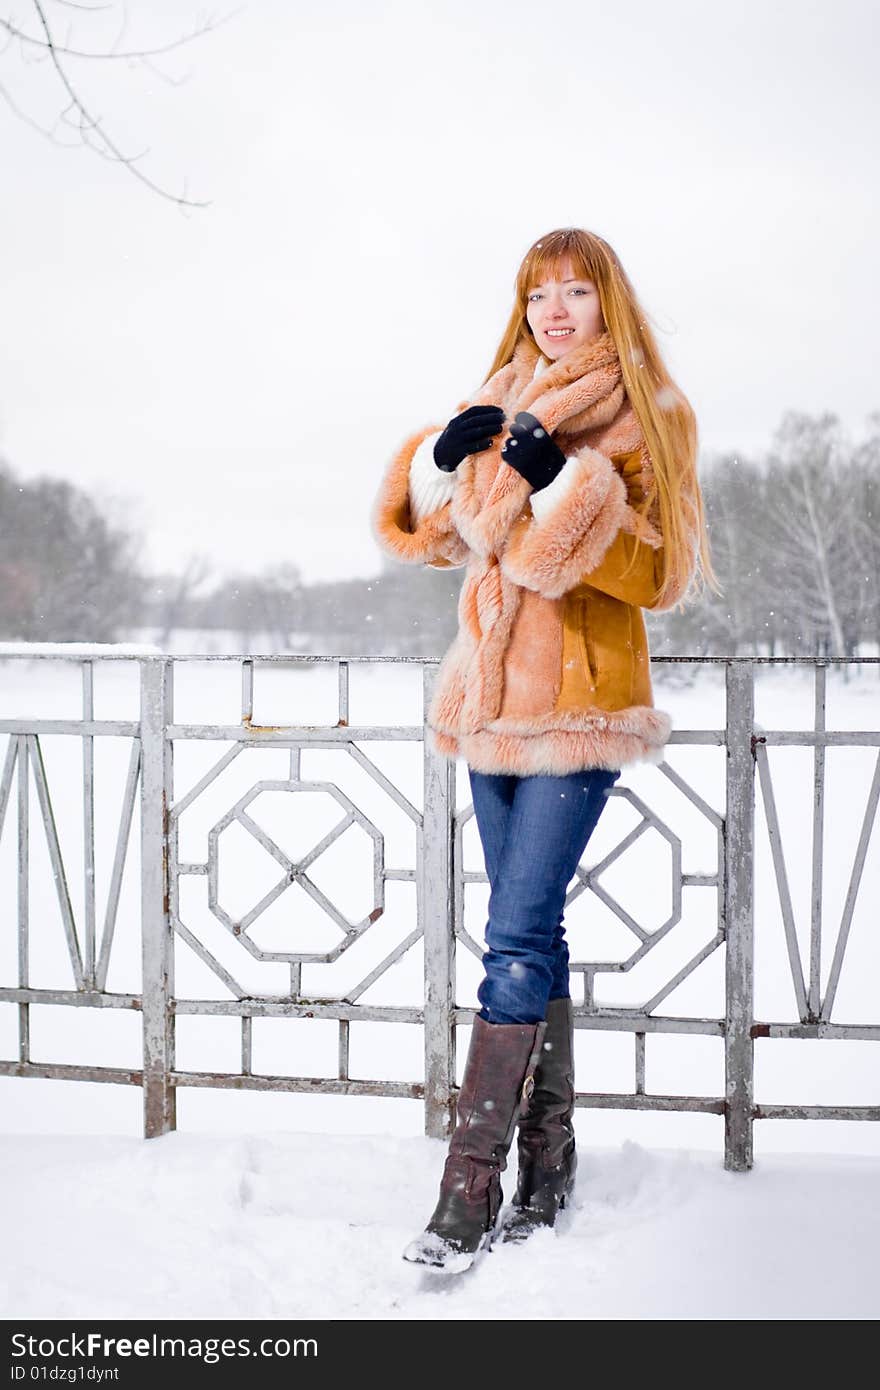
[433,405,506,473]
[501,411,567,492]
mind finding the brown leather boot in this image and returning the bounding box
[500,996,577,1243]
[403,1015,547,1270]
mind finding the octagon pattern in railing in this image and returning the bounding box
[0,651,878,1170]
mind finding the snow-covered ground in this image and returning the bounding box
[2,1130,879,1320]
[1,652,878,1319]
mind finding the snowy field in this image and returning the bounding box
[1,651,878,1320]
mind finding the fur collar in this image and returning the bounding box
[468,329,636,445]
[450,329,650,558]
[511,330,626,437]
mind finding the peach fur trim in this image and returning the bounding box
[449,361,530,560]
[371,422,470,567]
[456,565,525,733]
[372,331,689,774]
[500,448,629,601]
[450,331,646,561]
[427,705,672,777]
[521,336,666,560]
[423,562,521,738]
[405,355,546,531]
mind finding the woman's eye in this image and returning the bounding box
[528,287,590,300]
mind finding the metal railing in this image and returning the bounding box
[0,652,877,1170]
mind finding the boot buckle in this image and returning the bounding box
[519,1073,535,1116]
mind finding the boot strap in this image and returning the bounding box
[518,1020,548,1119]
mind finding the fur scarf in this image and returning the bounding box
[372,330,685,776]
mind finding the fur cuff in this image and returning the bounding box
[528,455,582,522]
[408,430,458,525]
[451,460,534,559]
[499,446,628,600]
[371,424,471,567]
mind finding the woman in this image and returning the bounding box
[371,227,716,1270]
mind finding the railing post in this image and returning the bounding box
[724,659,755,1170]
[140,658,176,1138]
[421,664,455,1139]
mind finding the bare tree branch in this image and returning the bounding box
[0,72,79,143]
[0,5,237,62]
[50,3,115,12]
[0,0,242,206]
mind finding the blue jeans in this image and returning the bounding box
[467,764,621,1024]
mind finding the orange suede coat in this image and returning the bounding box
[371,330,694,776]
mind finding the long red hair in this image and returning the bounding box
[484,228,719,609]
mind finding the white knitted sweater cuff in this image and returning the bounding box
[408,430,457,524]
[528,456,582,521]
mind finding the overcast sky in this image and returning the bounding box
[1,0,877,585]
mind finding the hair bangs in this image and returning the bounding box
[519,229,600,298]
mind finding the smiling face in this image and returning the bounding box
[525,255,606,361]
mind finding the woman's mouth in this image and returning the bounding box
[545,328,575,338]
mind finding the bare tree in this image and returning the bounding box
[0,0,240,206]
[845,414,880,654]
[152,552,213,648]
[0,457,145,639]
[699,451,771,654]
[619,415,880,662]
[192,566,305,652]
[764,412,851,656]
